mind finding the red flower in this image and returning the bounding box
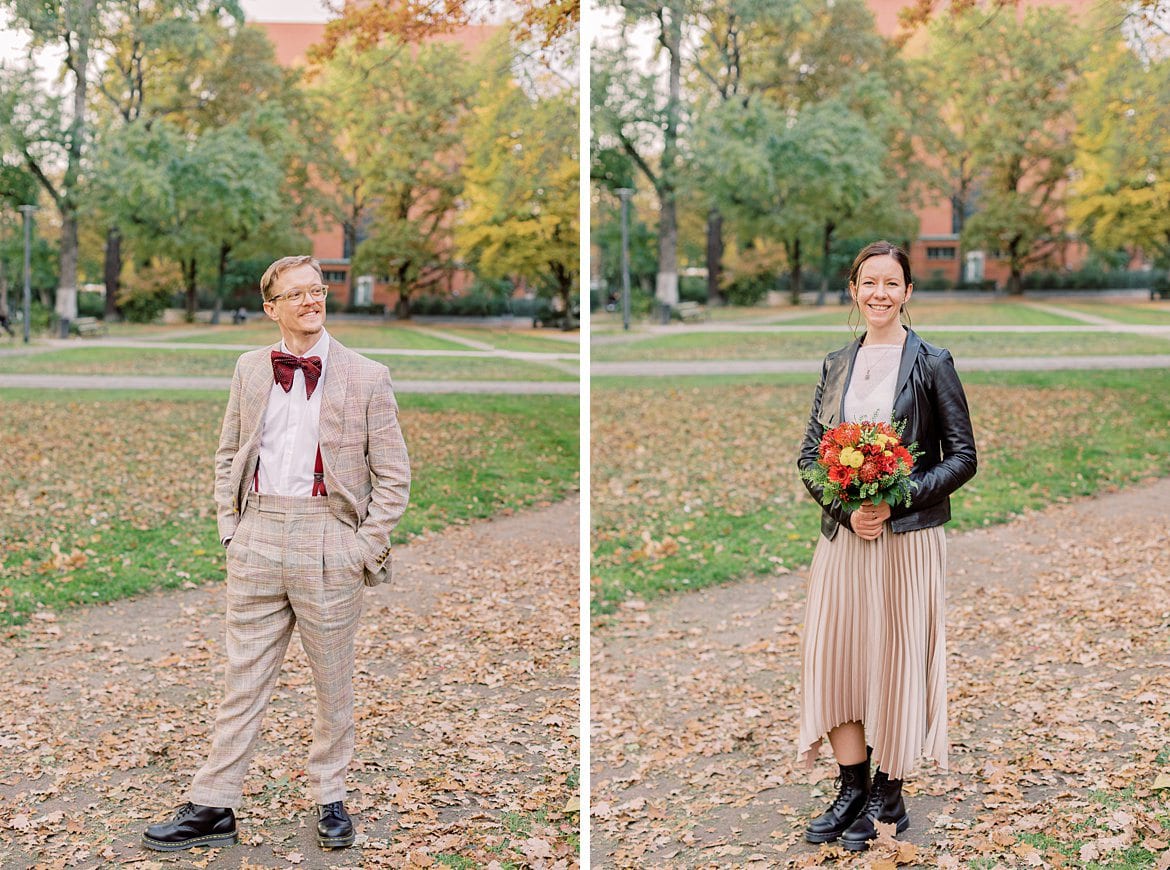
[828,464,854,486]
[823,446,841,468]
[833,423,861,448]
[894,445,912,466]
[859,460,881,483]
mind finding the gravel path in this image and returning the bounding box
[0,374,579,395]
[591,481,1170,868]
[592,354,1170,377]
[0,498,581,869]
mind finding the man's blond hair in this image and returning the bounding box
[260,256,325,302]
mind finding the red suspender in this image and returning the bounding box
[313,446,327,497]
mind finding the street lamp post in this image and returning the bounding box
[616,188,633,332]
[19,205,37,345]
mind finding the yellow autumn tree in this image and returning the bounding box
[1068,31,1170,264]
[456,36,579,321]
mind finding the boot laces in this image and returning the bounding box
[862,776,888,815]
[320,801,346,821]
[173,802,197,821]
[827,776,854,812]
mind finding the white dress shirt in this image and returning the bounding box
[256,330,330,496]
[844,342,902,424]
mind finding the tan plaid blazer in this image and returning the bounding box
[214,337,411,585]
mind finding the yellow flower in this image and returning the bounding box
[839,446,864,468]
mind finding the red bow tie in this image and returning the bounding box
[271,350,323,399]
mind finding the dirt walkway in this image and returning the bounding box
[0,374,578,395]
[591,482,1170,868]
[0,499,580,870]
[591,355,1170,377]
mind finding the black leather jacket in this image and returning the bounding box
[798,329,977,540]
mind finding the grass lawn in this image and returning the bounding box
[776,300,1087,326]
[1001,787,1170,870]
[0,346,574,381]
[590,329,1170,362]
[434,327,580,354]
[1048,300,1170,325]
[0,390,578,626]
[171,322,470,350]
[590,368,1170,612]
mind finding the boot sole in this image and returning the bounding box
[142,831,238,852]
[804,829,845,844]
[841,813,910,852]
[318,832,356,849]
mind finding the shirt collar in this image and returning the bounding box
[280,329,330,368]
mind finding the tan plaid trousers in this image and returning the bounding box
[188,494,365,808]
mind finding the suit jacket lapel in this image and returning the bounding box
[241,344,278,446]
[318,338,349,491]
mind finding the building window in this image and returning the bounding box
[322,270,347,284]
[926,246,957,261]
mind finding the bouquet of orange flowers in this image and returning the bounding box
[801,420,920,511]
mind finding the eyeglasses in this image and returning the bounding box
[268,284,329,304]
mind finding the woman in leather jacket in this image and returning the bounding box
[795,241,977,852]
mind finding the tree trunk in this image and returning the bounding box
[789,237,803,306]
[554,262,575,329]
[344,222,359,305]
[211,242,229,325]
[103,226,121,320]
[817,220,835,306]
[54,0,95,339]
[185,257,198,322]
[1008,236,1023,295]
[57,213,79,337]
[954,158,969,287]
[0,250,8,317]
[655,4,682,313]
[395,263,411,319]
[706,208,724,306]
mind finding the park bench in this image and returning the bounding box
[73,317,108,337]
[674,301,708,322]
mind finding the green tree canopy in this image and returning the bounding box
[923,5,1084,294]
[316,37,474,317]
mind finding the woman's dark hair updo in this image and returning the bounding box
[848,241,913,288]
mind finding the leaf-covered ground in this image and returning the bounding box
[589,330,1170,363]
[1,391,578,624]
[591,370,1170,609]
[0,500,580,869]
[590,482,1170,868]
[0,347,574,382]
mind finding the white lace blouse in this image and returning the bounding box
[843,342,904,424]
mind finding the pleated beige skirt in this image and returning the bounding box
[798,525,948,780]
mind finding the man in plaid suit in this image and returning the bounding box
[143,256,410,852]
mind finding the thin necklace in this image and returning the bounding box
[862,343,901,381]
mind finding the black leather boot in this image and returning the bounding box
[804,759,871,844]
[317,801,355,848]
[141,802,237,851]
[840,769,910,851]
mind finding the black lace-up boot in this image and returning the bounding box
[317,801,355,848]
[142,802,237,851]
[804,759,871,844]
[840,769,910,851]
